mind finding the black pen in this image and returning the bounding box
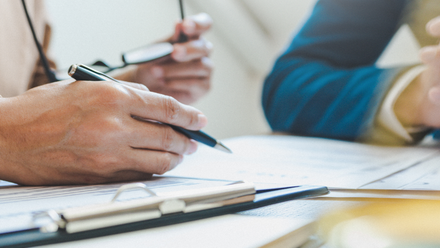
[68,64,232,153]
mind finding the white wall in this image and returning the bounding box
[45,0,420,139]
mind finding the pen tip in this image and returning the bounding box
[215,142,232,154]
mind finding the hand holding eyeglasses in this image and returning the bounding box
[118,13,214,105]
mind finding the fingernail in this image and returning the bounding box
[197,114,208,128]
[172,45,186,60]
[187,141,198,155]
[151,67,163,78]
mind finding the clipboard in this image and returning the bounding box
[0,181,328,248]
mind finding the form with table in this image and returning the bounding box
[1,135,440,247]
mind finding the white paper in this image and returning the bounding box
[321,189,440,200]
[168,135,440,189]
[362,156,440,190]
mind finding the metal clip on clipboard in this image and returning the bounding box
[34,181,256,234]
[2,183,328,248]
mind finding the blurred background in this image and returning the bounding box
[45,0,421,139]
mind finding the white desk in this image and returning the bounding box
[2,135,439,248]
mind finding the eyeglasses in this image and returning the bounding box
[85,42,174,74]
[22,0,187,82]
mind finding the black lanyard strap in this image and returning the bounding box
[21,0,57,82]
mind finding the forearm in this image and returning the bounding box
[262,0,407,141]
[262,58,405,141]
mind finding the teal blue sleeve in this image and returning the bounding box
[262,0,408,141]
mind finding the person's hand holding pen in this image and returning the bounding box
[0,79,207,185]
[117,13,214,105]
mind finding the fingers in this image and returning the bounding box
[143,80,209,105]
[125,150,183,175]
[147,58,212,104]
[165,79,210,105]
[153,57,213,79]
[123,86,207,130]
[165,77,210,93]
[127,119,198,155]
[169,13,213,43]
[426,16,440,37]
[182,13,213,38]
[172,39,213,62]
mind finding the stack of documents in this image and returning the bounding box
[169,135,440,190]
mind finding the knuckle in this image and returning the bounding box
[182,139,190,154]
[156,154,173,174]
[160,127,174,151]
[91,82,128,106]
[186,109,198,127]
[163,96,181,123]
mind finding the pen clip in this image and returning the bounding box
[68,64,120,83]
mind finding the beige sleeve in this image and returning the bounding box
[366,65,430,146]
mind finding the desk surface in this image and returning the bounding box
[2,135,438,248]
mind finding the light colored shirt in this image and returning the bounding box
[0,0,51,97]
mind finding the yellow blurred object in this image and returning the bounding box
[318,199,440,248]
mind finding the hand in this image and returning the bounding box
[0,80,207,185]
[394,16,440,128]
[127,13,213,105]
